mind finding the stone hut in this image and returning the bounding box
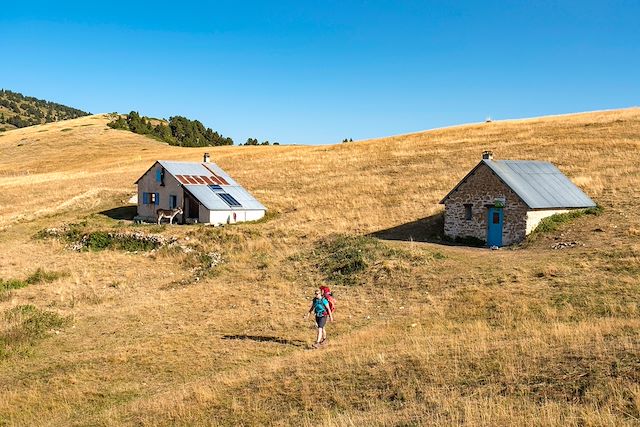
[440,152,596,246]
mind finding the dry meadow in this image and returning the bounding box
[0,110,639,426]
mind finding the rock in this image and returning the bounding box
[551,241,580,250]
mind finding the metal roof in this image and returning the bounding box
[158,161,266,211]
[441,159,596,209]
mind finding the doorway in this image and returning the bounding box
[487,207,503,247]
[184,194,200,222]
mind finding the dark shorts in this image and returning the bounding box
[315,315,327,328]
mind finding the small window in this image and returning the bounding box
[142,192,158,205]
[169,195,177,209]
[493,212,500,224]
[464,204,472,221]
[155,168,165,186]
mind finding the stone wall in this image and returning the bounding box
[443,162,529,245]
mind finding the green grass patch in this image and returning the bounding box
[533,206,603,234]
[0,305,69,360]
[26,268,67,285]
[0,269,67,295]
[0,278,28,292]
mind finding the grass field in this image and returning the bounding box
[0,110,639,426]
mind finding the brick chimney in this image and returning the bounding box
[203,152,210,163]
[482,150,494,160]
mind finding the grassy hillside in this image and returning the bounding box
[0,89,89,131]
[0,110,639,426]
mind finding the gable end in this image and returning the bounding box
[440,161,530,208]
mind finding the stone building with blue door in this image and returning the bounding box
[440,151,596,246]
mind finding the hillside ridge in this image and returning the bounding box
[0,107,639,426]
[0,89,89,131]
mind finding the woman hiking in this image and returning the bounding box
[306,288,334,348]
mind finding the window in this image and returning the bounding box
[169,195,177,209]
[217,192,242,207]
[156,168,165,186]
[208,184,224,192]
[464,204,472,221]
[493,212,500,224]
[152,193,158,205]
[143,192,158,205]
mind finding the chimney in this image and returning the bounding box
[482,150,494,160]
[203,152,210,163]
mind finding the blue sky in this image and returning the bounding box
[1,1,638,145]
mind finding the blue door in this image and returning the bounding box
[487,208,503,247]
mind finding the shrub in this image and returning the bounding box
[87,231,111,250]
[313,235,402,286]
[533,206,603,234]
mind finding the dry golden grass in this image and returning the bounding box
[0,109,639,426]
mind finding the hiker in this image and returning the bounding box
[319,286,336,314]
[306,288,334,347]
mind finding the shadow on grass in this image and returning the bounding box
[369,211,447,243]
[99,205,137,220]
[222,334,306,347]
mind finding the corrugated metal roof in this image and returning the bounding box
[483,159,596,209]
[158,161,266,211]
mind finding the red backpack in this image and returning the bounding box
[320,286,336,314]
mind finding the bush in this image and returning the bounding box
[313,235,403,286]
[87,231,111,250]
[533,206,603,234]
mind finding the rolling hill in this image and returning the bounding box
[0,110,639,426]
[0,89,89,131]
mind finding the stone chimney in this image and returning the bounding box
[482,150,494,160]
[203,152,210,163]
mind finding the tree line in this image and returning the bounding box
[108,111,233,147]
[242,138,279,146]
[0,89,90,128]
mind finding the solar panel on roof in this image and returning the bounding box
[217,192,242,207]
[208,184,223,192]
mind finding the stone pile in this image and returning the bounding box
[551,241,582,250]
